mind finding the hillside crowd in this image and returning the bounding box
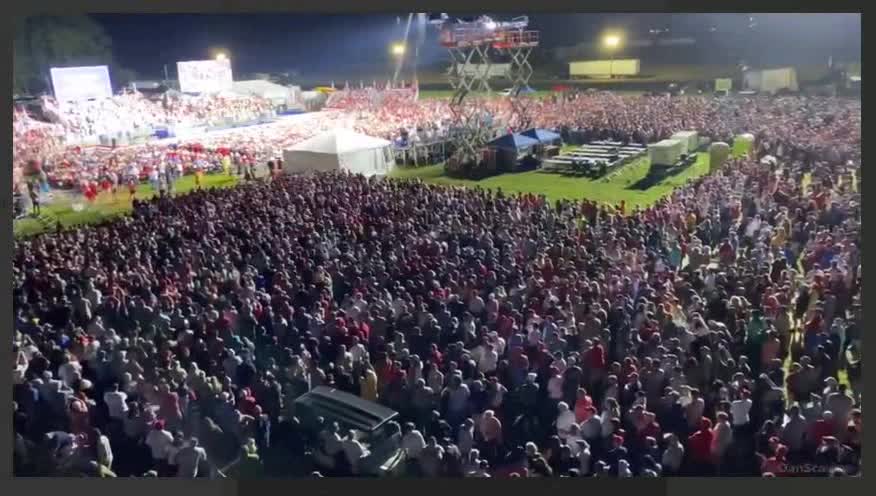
[13,92,275,189]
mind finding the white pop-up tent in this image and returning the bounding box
[282,128,395,176]
[232,80,293,106]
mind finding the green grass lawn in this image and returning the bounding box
[391,153,711,211]
[14,138,752,238]
[390,136,753,211]
[14,173,239,238]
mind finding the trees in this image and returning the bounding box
[14,15,113,94]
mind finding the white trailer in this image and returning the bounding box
[648,139,685,167]
[743,67,799,94]
[569,59,640,78]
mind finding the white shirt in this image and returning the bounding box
[103,391,129,419]
[547,376,564,400]
[96,434,114,468]
[58,361,82,387]
[176,446,207,477]
[478,349,498,373]
[578,448,592,475]
[350,344,367,364]
[146,429,174,460]
[730,398,752,426]
[14,352,28,385]
[343,439,370,466]
[402,430,426,459]
[556,410,577,440]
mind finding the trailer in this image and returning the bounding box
[648,139,685,167]
[743,67,799,94]
[569,59,640,79]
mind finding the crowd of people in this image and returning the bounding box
[40,91,274,142]
[12,87,862,479]
[15,89,860,199]
[13,92,276,187]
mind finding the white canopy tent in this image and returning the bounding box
[231,80,293,105]
[282,128,395,176]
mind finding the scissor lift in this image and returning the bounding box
[440,24,540,166]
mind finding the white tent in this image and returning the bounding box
[282,128,395,176]
[232,80,293,105]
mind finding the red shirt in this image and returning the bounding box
[497,315,515,339]
[587,345,606,370]
[239,395,258,417]
[160,391,182,420]
[810,419,833,445]
[640,420,661,442]
[574,395,594,422]
[688,419,714,462]
[357,322,371,341]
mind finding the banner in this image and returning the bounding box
[177,59,233,94]
[715,78,733,92]
[50,66,113,103]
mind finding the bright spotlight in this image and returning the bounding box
[603,34,621,49]
[215,52,228,62]
[484,20,497,30]
[391,43,406,56]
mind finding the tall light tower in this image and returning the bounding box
[603,34,622,79]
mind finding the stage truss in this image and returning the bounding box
[441,24,540,166]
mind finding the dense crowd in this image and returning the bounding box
[16,92,860,198]
[13,88,862,479]
[13,92,275,185]
[39,92,275,142]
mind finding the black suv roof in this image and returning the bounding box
[294,387,398,433]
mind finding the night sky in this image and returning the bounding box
[90,13,860,78]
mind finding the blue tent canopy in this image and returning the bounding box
[521,128,562,144]
[488,132,540,151]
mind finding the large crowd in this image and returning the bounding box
[13,92,275,190]
[12,89,862,479]
[15,91,860,201]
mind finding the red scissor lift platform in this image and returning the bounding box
[440,23,540,169]
[440,28,540,49]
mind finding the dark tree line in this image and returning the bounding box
[14,15,137,95]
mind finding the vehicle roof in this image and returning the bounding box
[294,386,399,432]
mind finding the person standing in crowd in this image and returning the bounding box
[27,181,40,216]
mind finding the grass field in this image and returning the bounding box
[390,138,751,210]
[14,174,239,238]
[14,139,752,238]
[390,153,711,210]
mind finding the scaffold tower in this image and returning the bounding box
[495,29,539,131]
[440,18,540,167]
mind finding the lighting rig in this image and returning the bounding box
[431,14,540,168]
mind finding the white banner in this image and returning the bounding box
[177,59,233,94]
[50,66,113,103]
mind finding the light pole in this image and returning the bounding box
[391,42,406,87]
[603,34,621,79]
